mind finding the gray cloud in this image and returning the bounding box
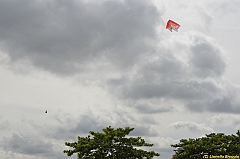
[106,31,240,113]
[209,96,239,113]
[130,125,158,137]
[0,120,10,131]
[54,113,104,140]
[32,112,105,141]
[36,109,160,143]
[2,0,237,115]
[123,80,219,101]
[189,36,226,78]
[155,148,174,159]
[135,104,171,114]
[0,0,161,75]
[2,132,53,156]
[1,0,240,159]
[186,86,240,113]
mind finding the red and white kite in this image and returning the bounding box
[166,20,180,32]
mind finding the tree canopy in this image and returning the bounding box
[171,130,240,159]
[63,126,160,159]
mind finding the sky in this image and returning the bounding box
[0,0,240,158]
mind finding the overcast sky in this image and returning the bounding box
[0,0,240,158]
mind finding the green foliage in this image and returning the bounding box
[63,126,160,159]
[171,130,240,159]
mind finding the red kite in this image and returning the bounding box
[166,20,180,32]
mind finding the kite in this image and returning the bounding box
[166,20,180,32]
[45,110,48,113]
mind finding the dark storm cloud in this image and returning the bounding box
[2,132,53,155]
[0,0,161,75]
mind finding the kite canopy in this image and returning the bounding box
[166,20,180,32]
[45,110,48,113]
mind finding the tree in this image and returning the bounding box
[63,126,160,159]
[171,130,240,159]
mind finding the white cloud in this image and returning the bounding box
[209,114,240,129]
[170,121,214,135]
